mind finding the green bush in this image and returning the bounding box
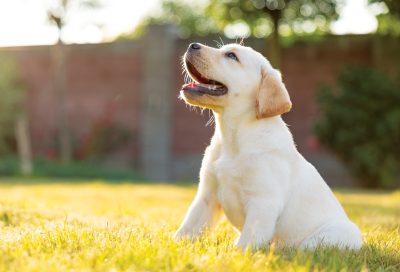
[0,53,25,155]
[314,66,400,188]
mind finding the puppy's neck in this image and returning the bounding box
[213,111,251,151]
[213,109,289,154]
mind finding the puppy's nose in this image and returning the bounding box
[189,43,201,51]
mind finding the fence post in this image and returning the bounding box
[139,25,177,181]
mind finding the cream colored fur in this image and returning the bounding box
[176,43,362,250]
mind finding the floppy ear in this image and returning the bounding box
[256,69,292,119]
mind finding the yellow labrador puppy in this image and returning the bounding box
[176,43,362,250]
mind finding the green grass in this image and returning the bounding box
[0,179,399,271]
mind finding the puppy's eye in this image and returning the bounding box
[225,52,239,62]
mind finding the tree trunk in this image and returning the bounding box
[264,9,282,68]
[53,40,72,163]
[15,115,33,176]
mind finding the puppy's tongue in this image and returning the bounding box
[182,82,199,90]
[181,82,228,96]
[182,82,222,92]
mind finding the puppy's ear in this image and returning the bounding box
[256,69,292,119]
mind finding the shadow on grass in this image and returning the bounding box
[0,158,149,183]
[0,158,202,185]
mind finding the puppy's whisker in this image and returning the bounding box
[205,114,215,127]
[214,39,222,48]
[219,36,224,47]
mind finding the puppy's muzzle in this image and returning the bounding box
[181,43,228,97]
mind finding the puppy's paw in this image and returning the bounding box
[235,236,269,251]
[174,230,185,240]
[234,237,250,250]
[174,228,193,241]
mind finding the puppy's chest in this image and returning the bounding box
[213,155,246,229]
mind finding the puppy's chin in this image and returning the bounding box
[180,90,223,111]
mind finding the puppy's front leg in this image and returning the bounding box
[235,198,282,250]
[175,187,220,239]
[176,143,222,239]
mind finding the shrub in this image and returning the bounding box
[314,66,400,188]
[0,53,25,155]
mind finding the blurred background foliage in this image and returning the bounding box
[125,0,399,67]
[371,0,400,35]
[0,54,25,155]
[132,0,338,38]
[131,0,399,38]
[315,67,400,188]
[128,0,339,67]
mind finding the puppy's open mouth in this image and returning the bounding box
[182,61,228,96]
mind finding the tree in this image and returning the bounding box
[139,0,338,67]
[369,0,400,17]
[369,0,400,35]
[47,0,100,163]
[206,0,337,67]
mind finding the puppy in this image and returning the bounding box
[175,43,362,250]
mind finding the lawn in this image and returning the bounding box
[0,179,399,271]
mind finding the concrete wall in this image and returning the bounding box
[3,26,399,184]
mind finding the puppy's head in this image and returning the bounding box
[180,43,291,118]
